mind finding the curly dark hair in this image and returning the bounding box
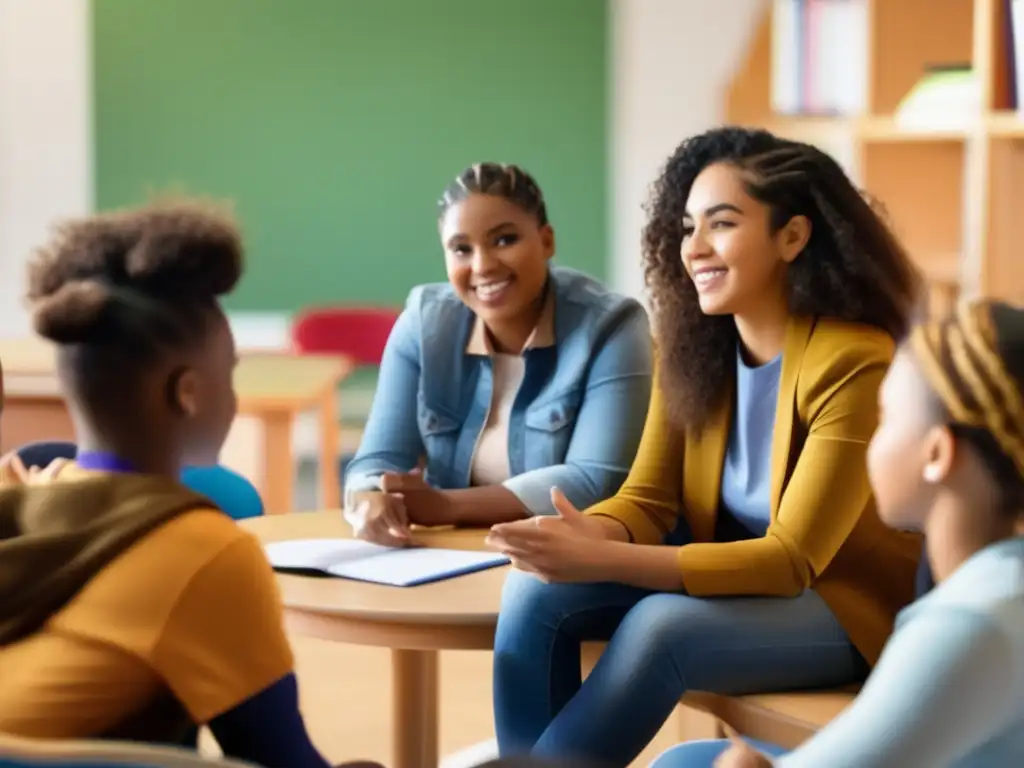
[643,126,921,432]
[27,198,242,356]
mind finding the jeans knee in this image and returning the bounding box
[496,570,561,645]
[614,593,702,660]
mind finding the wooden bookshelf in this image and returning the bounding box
[725,0,1024,315]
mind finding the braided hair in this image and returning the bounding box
[643,126,921,432]
[438,162,549,226]
[910,300,1024,514]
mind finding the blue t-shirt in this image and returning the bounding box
[719,349,782,536]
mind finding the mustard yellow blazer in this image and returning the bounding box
[586,315,921,665]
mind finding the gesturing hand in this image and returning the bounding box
[485,487,609,582]
[380,468,454,527]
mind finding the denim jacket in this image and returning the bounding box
[344,266,652,516]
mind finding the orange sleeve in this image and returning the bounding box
[150,533,294,724]
[584,369,684,544]
[676,335,892,597]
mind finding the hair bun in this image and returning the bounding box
[32,280,113,344]
[123,200,243,298]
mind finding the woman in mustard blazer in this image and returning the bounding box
[486,127,923,766]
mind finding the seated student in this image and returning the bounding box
[486,127,924,766]
[0,200,374,768]
[668,299,1024,768]
[344,162,652,545]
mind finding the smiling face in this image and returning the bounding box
[440,192,554,325]
[680,162,810,317]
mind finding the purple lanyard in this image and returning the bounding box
[75,451,137,474]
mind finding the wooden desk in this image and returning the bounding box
[0,338,352,513]
[241,511,507,768]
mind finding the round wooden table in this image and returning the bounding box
[241,511,507,768]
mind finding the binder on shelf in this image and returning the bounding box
[770,0,867,117]
[1011,0,1024,112]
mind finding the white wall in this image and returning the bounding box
[0,0,92,338]
[609,0,763,300]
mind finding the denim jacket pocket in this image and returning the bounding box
[523,393,579,468]
[417,399,463,485]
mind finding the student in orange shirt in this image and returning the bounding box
[487,127,922,765]
[0,200,373,768]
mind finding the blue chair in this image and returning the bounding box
[13,441,263,520]
[179,465,263,520]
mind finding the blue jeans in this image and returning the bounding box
[492,570,867,766]
[650,738,788,768]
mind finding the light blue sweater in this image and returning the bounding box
[776,536,1024,767]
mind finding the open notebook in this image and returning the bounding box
[263,538,510,587]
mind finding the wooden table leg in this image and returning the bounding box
[260,410,294,514]
[318,386,340,509]
[391,648,439,768]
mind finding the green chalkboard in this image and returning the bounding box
[93,0,608,311]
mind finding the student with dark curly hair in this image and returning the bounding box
[344,162,651,544]
[0,201,375,768]
[487,127,924,765]
[661,299,1024,767]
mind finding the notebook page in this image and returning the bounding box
[326,547,509,587]
[264,538,391,571]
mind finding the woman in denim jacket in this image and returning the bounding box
[344,163,652,544]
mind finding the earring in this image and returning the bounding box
[923,463,943,483]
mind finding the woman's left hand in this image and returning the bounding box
[486,488,610,582]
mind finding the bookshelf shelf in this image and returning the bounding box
[726,0,1024,312]
[855,118,968,143]
[987,112,1024,137]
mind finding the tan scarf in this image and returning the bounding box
[0,473,212,646]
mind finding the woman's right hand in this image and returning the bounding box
[344,490,412,547]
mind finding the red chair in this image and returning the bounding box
[291,307,400,366]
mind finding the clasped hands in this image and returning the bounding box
[346,470,611,582]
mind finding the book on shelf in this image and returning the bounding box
[894,65,979,131]
[771,0,868,117]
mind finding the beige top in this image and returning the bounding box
[465,293,555,487]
